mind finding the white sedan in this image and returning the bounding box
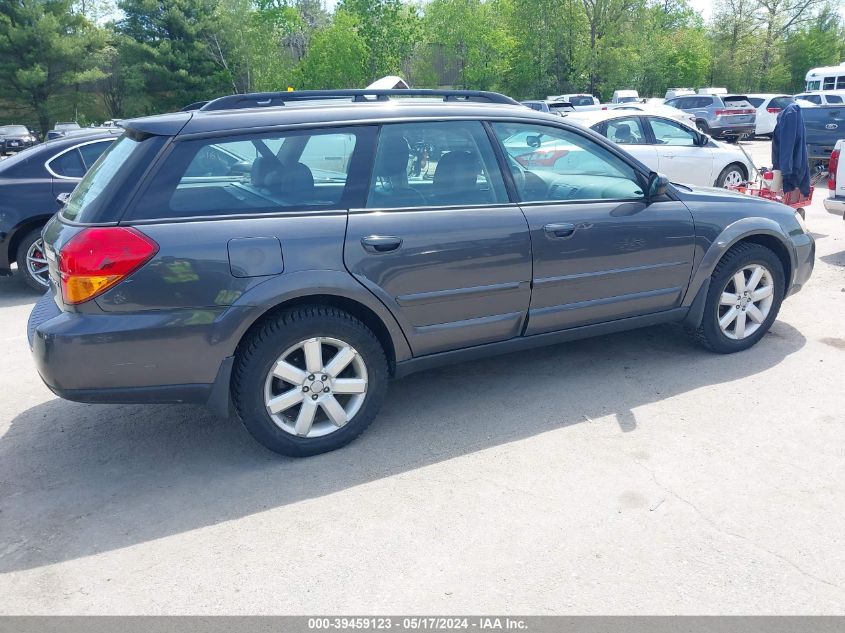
[568,110,754,188]
[604,102,697,126]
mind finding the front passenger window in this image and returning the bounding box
[650,118,697,146]
[492,122,644,203]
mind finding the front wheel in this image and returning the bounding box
[692,242,785,353]
[715,163,746,188]
[232,306,389,457]
[16,229,50,291]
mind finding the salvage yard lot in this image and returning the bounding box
[0,139,844,613]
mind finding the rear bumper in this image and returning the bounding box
[28,292,236,415]
[824,195,845,217]
[788,232,815,296]
[710,123,756,137]
[807,144,834,162]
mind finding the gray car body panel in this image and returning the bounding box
[29,99,814,413]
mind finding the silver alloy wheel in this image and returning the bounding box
[26,238,50,287]
[718,264,775,340]
[722,169,744,188]
[263,336,368,438]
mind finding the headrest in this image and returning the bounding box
[375,134,412,178]
[433,151,479,192]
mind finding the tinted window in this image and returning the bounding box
[650,118,697,146]
[61,135,156,222]
[803,94,822,105]
[367,121,507,209]
[838,77,845,89]
[824,77,836,90]
[771,96,794,109]
[493,122,643,202]
[570,96,595,106]
[694,97,714,107]
[827,94,843,104]
[747,97,765,108]
[78,140,114,169]
[49,148,86,178]
[665,98,680,108]
[604,117,648,145]
[131,128,366,220]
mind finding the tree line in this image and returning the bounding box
[1,0,843,135]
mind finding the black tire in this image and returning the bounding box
[232,305,389,457]
[692,242,785,354]
[695,120,710,134]
[715,163,747,188]
[16,228,50,292]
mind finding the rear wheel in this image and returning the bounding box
[695,120,710,134]
[16,229,50,291]
[233,305,389,457]
[715,163,746,188]
[692,242,784,353]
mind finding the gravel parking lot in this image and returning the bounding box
[1,140,844,614]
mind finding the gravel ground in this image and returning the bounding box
[0,139,843,614]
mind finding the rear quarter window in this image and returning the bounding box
[61,133,164,223]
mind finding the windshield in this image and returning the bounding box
[61,135,142,222]
[806,80,821,91]
[1,125,29,135]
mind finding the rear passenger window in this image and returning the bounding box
[130,128,369,219]
[827,94,843,104]
[366,121,507,209]
[605,117,648,144]
[49,148,86,178]
[78,140,114,169]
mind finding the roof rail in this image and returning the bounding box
[199,89,521,111]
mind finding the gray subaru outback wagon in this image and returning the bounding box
[29,89,814,457]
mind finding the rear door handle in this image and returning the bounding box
[543,223,576,239]
[361,235,402,253]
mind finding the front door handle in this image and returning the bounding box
[361,235,402,253]
[543,223,576,239]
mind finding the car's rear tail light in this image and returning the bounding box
[59,227,158,304]
[767,107,781,113]
[829,148,840,191]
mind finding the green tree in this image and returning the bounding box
[295,11,370,89]
[116,0,234,111]
[420,0,512,90]
[0,0,108,134]
[785,7,845,92]
[338,0,422,79]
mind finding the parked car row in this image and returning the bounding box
[0,130,121,289]
[25,88,813,457]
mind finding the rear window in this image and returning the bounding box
[61,134,159,223]
[548,103,574,113]
[569,96,595,107]
[747,97,765,108]
[722,96,753,108]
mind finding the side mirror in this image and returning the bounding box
[56,192,71,207]
[695,133,710,147]
[647,172,670,202]
[526,135,542,148]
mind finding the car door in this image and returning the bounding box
[597,116,660,172]
[491,121,695,335]
[646,116,714,186]
[344,120,532,356]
